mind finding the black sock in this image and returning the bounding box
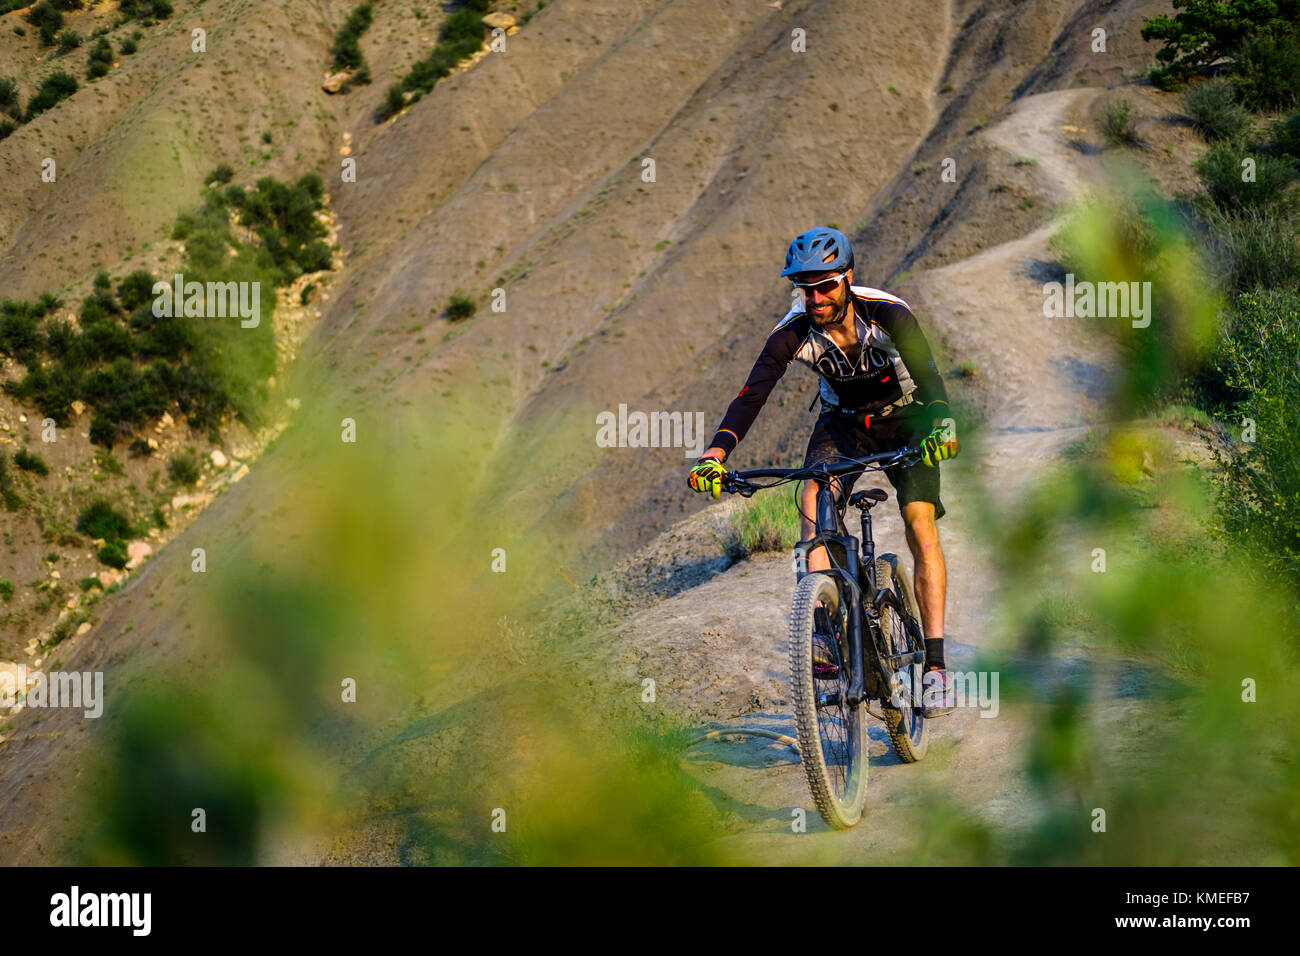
[924,638,945,671]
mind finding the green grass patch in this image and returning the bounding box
[14,449,49,475]
[728,489,801,555]
[375,6,488,121]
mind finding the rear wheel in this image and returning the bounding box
[789,572,867,828]
[876,555,929,762]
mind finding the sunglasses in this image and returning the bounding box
[792,270,849,296]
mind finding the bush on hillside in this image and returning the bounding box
[1269,108,1300,168]
[24,71,78,121]
[446,293,476,321]
[76,498,135,541]
[1181,78,1249,141]
[168,447,201,486]
[25,2,64,47]
[1097,99,1142,148]
[1195,137,1298,211]
[56,29,81,54]
[1231,31,1300,111]
[118,0,173,21]
[0,77,18,117]
[375,5,487,121]
[330,2,374,72]
[14,449,49,476]
[87,37,114,79]
[1142,0,1300,90]
[1214,290,1300,584]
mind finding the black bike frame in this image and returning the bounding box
[731,452,922,707]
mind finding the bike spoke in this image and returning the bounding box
[813,601,853,790]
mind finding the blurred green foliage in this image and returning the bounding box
[70,402,733,864]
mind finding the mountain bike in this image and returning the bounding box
[720,447,929,828]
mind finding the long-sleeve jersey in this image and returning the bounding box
[707,285,950,458]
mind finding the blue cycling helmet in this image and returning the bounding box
[780,226,853,278]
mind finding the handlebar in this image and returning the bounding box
[719,446,924,497]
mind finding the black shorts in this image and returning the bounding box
[802,408,945,520]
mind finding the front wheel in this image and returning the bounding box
[789,572,867,829]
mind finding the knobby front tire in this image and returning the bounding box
[789,571,868,829]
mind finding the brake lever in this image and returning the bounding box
[887,447,923,468]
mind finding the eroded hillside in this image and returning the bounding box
[0,0,1189,862]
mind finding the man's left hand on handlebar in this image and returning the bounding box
[688,455,727,498]
[921,420,959,468]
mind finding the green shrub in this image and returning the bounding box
[2,173,328,444]
[3,361,81,425]
[0,300,45,362]
[1142,0,1300,90]
[1180,78,1249,141]
[0,580,12,602]
[118,0,173,20]
[1203,204,1300,293]
[445,293,476,321]
[89,414,118,447]
[297,240,332,273]
[169,448,201,485]
[0,77,17,117]
[25,1,64,47]
[24,70,78,121]
[1214,289,1300,583]
[375,83,405,121]
[1195,136,1298,211]
[116,269,156,310]
[1097,99,1141,148]
[1269,108,1300,167]
[1232,31,1300,111]
[378,5,486,121]
[56,29,81,54]
[331,2,373,72]
[97,539,128,569]
[76,498,134,541]
[14,449,49,475]
[119,36,137,55]
[87,37,113,79]
[0,121,15,141]
[208,163,235,185]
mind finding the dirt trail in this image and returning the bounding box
[603,86,1124,860]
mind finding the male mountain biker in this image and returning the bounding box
[687,226,959,717]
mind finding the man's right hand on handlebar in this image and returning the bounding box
[688,455,727,499]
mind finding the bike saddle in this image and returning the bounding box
[848,488,889,509]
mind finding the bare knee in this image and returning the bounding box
[902,502,941,563]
